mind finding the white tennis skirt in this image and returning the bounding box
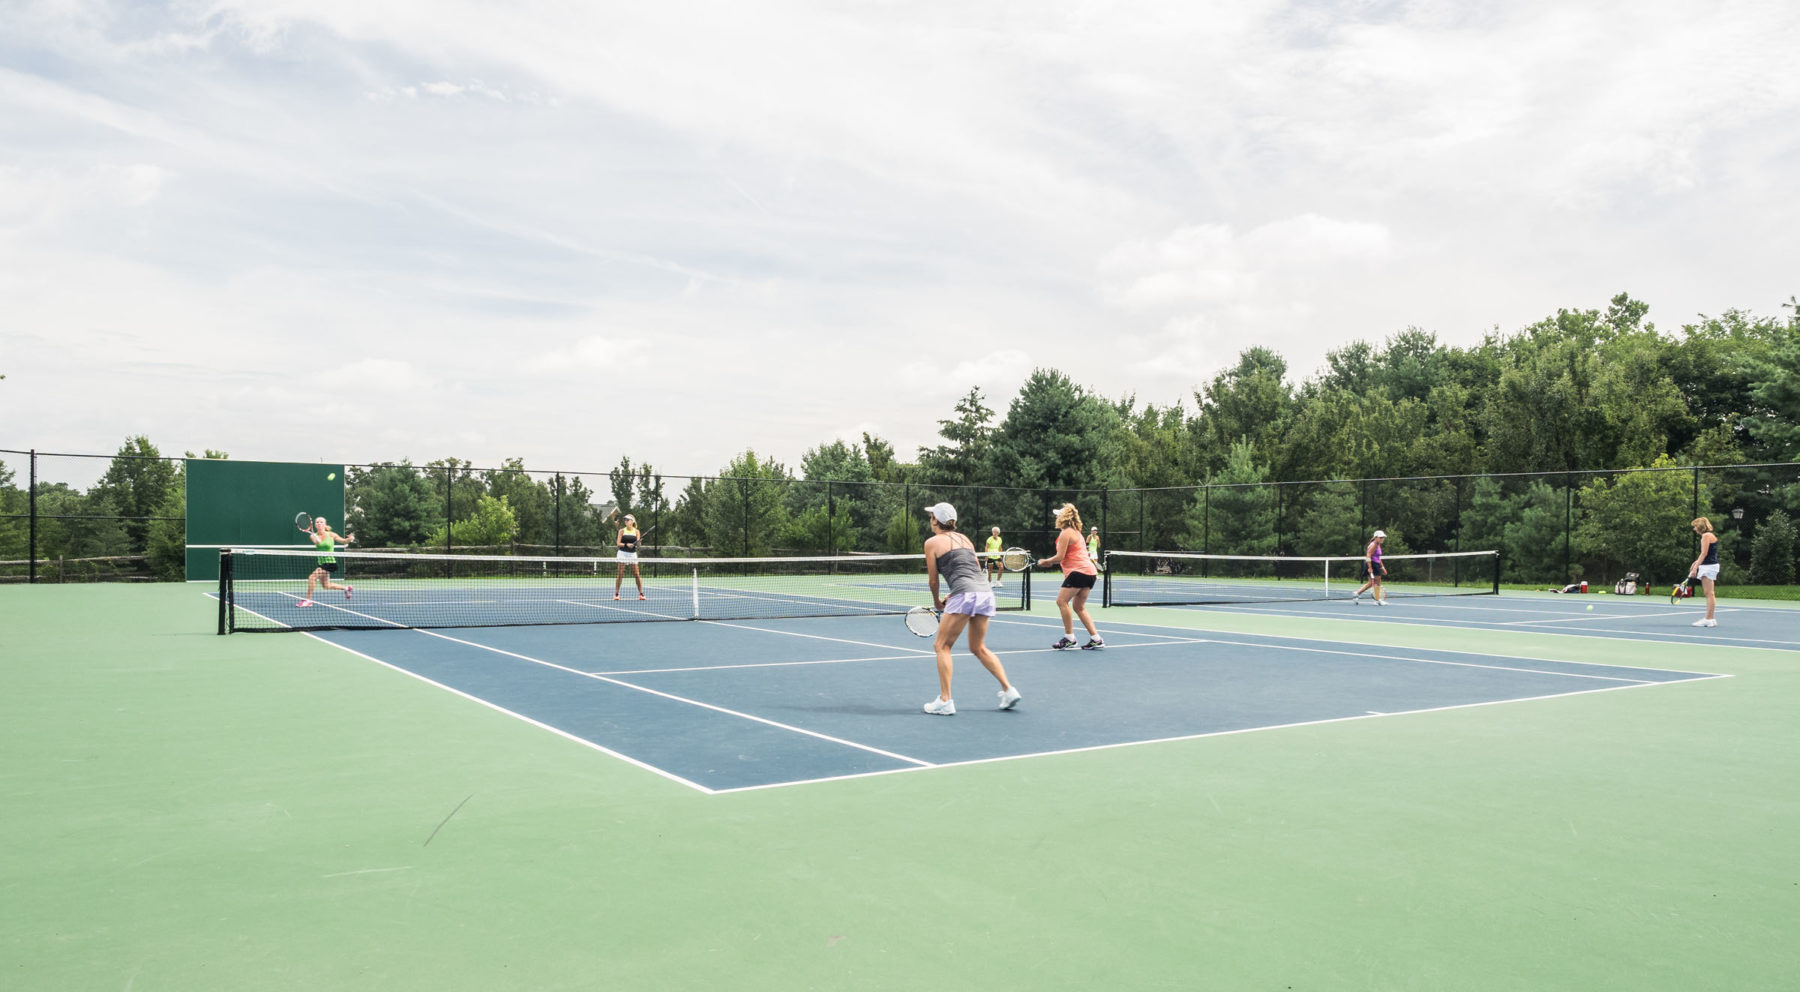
[1696,563,1719,580]
[616,550,639,563]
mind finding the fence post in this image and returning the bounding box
[553,473,563,556]
[1564,473,1573,583]
[1203,486,1211,563]
[1100,488,1108,556]
[826,481,835,557]
[1692,468,1701,559]
[444,464,453,555]
[28,449,37,584]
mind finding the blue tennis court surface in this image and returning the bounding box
[296,607,1723,793]
[1125,592,1800,651]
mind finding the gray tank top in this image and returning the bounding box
[937,546,987,597]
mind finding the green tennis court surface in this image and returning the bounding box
[5,584,1798,990]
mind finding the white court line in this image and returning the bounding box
[1496,609,1735,626]
[990,612,1732,675]
[1109,600,1798,653]
[591,637,1216,676]
[405,627,935,771]
[554,597,691,622]
[289,633,714,793]
[708,676,1725,795]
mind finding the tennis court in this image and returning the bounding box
[8,569,1799,991]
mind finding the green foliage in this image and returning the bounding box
[1750,509,1796,585]
[702,450,791,557]
[989,368,1124,497]
[1188,439,1275,555]
[1575,457,1709,584]
[485,458,554,547]
[144,484,186,579]
[347,462,438,550]
[427,493,519,550]
[884,505,917,555]
[94,435,177,554]
[1746,302,1800,460]
[916,387,995,487]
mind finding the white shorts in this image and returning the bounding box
[1696,564,1719,581]
[616,550,638,563]
[943,589,998,617]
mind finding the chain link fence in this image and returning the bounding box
[4,447,1796,589]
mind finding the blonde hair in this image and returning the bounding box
[1692,516,1713,534]
[1054,503,1083,533]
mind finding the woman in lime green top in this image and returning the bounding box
[984,526,1004,586]
[298,517,355,608]
[1087,526,1101,560]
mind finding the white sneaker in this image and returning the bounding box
[1351,594,1361,604]
[924,697,956,715]
[997,687,1022,710]
[1692,618,1716,627]
[1374,599,1387,606]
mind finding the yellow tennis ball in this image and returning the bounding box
[327,472,337,481]
[1586,605,1594,611]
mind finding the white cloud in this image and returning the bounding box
[1,0,1797,475]
[1099,215,1391,313]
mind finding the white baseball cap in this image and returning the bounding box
[1373,529,1386,538]
[923,502,957,524]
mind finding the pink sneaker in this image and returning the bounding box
[345,585,354,600]
[296,600,314,608]
[638,593,647,601]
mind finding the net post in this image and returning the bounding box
[217,549,233,634]
[1101,552,1111,607]
[1492,550,1501,595]
[691,568,700,619]
[1022,560,1031,611]
[1323,556,1330,599]
[28,449,37,585]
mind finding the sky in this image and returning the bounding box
[3,0,1798,487]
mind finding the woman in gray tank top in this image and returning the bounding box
[920,502,1021,716]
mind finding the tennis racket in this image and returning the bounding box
[905,606,940,637]
[295,512,313,534]
[1671,579,1693,606]
[999,547,1033,572]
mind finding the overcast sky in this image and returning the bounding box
[4,0,1797,485]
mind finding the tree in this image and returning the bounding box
[485,459,554,548]
[94,435,177,554]
[427,494,519,550]
[989,369,1123,493]
[1575,457,1710,585]
[1746,300,1800,460]
[1749,509,1796,585]
[916,387,995,487]
[347,462,437,550]
[1191,348,1294,475]
[1187,439,1275,555]
[702,450,791,556]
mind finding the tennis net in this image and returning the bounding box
[1102,550,1499,607]
[218,548,1031,633]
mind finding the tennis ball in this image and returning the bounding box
[327,472,337,481]
[1586,605,1594,611]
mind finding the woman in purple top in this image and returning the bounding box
[1352,530,1388,605]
